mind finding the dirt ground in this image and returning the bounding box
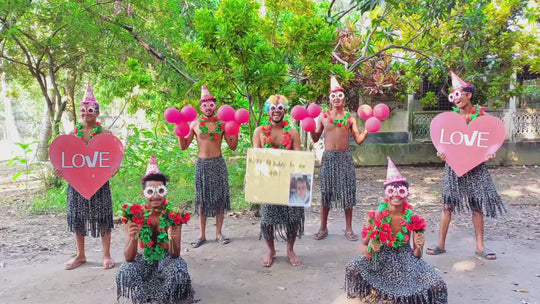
[1,164,539,304]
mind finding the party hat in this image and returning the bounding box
[330,75,344,93]
[384,156,407,186]
[200,84,215,102]
[81,82,99,105]
[144,154,161,178]
[450,71,470,91]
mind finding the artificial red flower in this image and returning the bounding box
[367,211,376,219]
[162,242,169,248]
[121,217,127,224]
[168,212,175,220]
[140,241,146,248]
[381,223,391,232]
[337,122,343,128]
[122,204,128,209]
[174,214,183,225]
[182,213,191,223]
[130,204,143,215]
[146,217,152,225]
[148,241,155,247]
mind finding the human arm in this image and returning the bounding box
[359,218,380,254]
[486,153,496,161]
[310,115,323,142]
[436,151,446,161]
[350,117,368,145]
[124,222,141,262]
[291,129,301,151]
[224,133,239,151]
[253,127,263,148]
[168,225,182,258]
[178,121,196,150]
[412,231,425,258]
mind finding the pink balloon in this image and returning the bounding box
[180,106,198,122]
[174,122,190,137]
[373,103,390,120]
[234,108,250,124]
[164,107,183,124]
[217,105,236,122]
[365,117,381,133]
[291,105,308,121]
[307,103,321,118]
[224,121,240,135]
[301,117,316,132]
[357,104,373,120]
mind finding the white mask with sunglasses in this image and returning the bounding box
[448,90,470,103]
[143,185,168,199]
[79,106,98,114]
[269,104,285,111]
[384,185,409,199]
[329,92,345,100]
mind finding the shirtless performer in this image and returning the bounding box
[310,75,368,241]
[179,85,239,248]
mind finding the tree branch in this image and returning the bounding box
[349,45,431,72]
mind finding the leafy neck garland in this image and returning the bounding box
[262,118,292,149]
[362,201,426,250]
[120,200,190,264]
[75,122,102,139]
[199,116,222,139]
[323,110,350,127]
[452,104,485,125]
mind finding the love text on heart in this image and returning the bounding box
[439,129,489,147]
[61,151,111,168]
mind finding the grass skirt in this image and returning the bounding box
[345,245,447,304]
[195,156,231,217]
[116,253,194,304]
[443,163,506,218]
[260,204,304,242]
[320,150,356,210]
[67,182,113,237]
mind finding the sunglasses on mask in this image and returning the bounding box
[384,185,409,199]
[143,185,168,199]
[269,104,285,111]
[330,92,345,100]
[448,90,469,103]
[80,107,98,114]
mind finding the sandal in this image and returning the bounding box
[475,249,496,260]
[217,235,230,245]
[313,229,328,240]
[190,238,207,248]
[344,231,359,241]
[426,245,446,255]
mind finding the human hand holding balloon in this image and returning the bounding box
[356,103,390,133]
[291,103,321,132]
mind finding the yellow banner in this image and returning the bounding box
[245,148,314,206]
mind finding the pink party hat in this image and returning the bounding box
[200,84,215,102]
[450,71,470,91]
[144,154,161,178]
[330,74,344,93]
[81,82,99,105]
[384,156,407,186]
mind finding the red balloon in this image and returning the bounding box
[373,103,390,120]
[301,117,316,132]
[234,108,250,124]
[291,105,308,121]
[224,121,240,135]
[180,106,198,122]
[164,107,183,124]
[307,103,321,118]
[365,117,381,133]
[217,105,236,122]
[357,104,373,120]
[174,122,190,137]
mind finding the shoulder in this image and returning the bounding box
[101,128,112,134]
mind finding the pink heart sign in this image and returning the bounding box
[49,134,124,199]
[430,112,505,177]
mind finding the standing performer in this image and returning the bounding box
[58,83,116,270]
[309,75,368,241]
[426,71,506,260]
[116,155,193,304]
[345,157,447,303]
[253,94,304,267]
[179,85,238,248]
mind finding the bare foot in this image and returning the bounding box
[261,251,276,267]
[65,256,86,270]
[103,257,115,270]
[287,250,302,267]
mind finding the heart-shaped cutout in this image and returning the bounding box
[49,134,124,199]
[430,112,505,177]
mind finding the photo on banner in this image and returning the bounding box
[245,148,315,206]
[288,173,312,207]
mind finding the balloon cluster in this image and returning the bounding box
[357,103,390,133]
[291,103,322,132]
[164,106,198,137]
[217,105,250,136]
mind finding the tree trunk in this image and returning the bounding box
[36,102,52,161]
[0,46,22,142]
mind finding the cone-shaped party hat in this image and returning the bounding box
[450,71,470,91]
[330,75,344,93]
[81,82,99,105]
[200,84,215,102]
[384,156,407,186]
[144,154,161,178]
